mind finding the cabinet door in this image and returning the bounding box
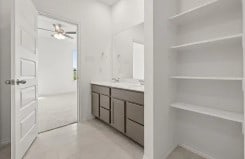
[111,98,125,133]
[100,107,110,124]
[92,93,100,117]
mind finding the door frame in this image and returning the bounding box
[37,11,82,124]
[11,0,15,158]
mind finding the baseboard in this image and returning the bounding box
[161,145,177,159]
[143,145,176,159]
[180,144,217,159]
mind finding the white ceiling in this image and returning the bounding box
[38,15,77,43]
[97,0,120,6]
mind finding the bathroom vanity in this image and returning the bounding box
[91,82,144,146]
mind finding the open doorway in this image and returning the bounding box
[37,15,78,133]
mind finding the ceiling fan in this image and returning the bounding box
[38,24,76,40]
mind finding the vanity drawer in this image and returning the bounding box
[127,102,144,125]
[92,85,110,96]
[100,107,110,124]
[111,88,144,105]
[100,95,110,110]
[126,119,144,146]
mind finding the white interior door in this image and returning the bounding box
[12,0,38,158]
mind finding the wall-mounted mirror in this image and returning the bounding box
[112,23,144,80]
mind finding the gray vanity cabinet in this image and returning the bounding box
[92,93,100,118]
[111,98,125,133]
[91,84,144,146]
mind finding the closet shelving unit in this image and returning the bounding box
[170,1,244,125]
[171,103,244,123]
[169,0,244,158]
[171,76,243,81]
[168,0,219,22]
[169,0,237,24]
[171,34,242,50]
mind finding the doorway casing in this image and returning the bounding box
[37,11,82,124]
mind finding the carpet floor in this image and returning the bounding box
[38,92,77,132]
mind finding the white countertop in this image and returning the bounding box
[91,81,144,92]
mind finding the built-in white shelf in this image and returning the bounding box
[171,34,242,51]
[171,102,244,123]
[169,0,235,24]
[171,76,243,81]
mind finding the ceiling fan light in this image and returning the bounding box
[53,33,66,40]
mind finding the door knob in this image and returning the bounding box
[16,79,27,85]
[5,79,27,85]
[5,80,15,85]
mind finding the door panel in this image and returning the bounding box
[20,29,36,52]
[13,0,38,158]
[111,98,125,133]
[20,86,36,108]
[20,59,36,77]
[20,111,36,138]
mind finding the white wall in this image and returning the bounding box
[0,0,11,146]
[144,0,177,159]
[112,0,144,34]
[144,0,154,158]
[33,0,112,120]
[38,37,77,96]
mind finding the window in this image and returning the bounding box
[133,42,144,80]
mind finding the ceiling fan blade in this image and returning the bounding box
[53,24,62,31]
[65,31,76,34]
[64,34,74,39]
[38,28,55,32]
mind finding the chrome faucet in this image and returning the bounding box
[112,77,120,82]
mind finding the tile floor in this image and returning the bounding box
[168,147,206,159]
[38,92,78,132]
[23,119,206,159]
[24,120,143,159]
